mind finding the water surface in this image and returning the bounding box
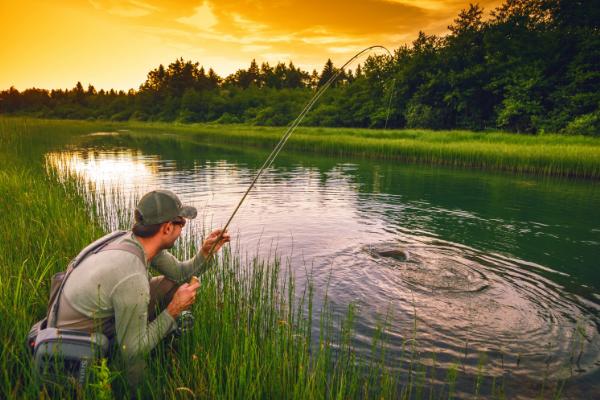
[46,132,600,398]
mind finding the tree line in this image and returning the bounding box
[1,0,598,135]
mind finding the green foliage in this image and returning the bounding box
[495,65,545,133]
[0,0,598,133]
[215,112,241,124]
[88,359,114,400]
[0,117,588,398]
[563,111,600,136]
[405,103,448,130]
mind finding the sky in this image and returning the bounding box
[0,0,502,91]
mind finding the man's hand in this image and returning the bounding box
[201,228,231,258]
[167,281,200,318]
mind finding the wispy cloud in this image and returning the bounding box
[242,45,271,53]
[88,0,159,17]
[2,0,507,89]
[328,45,368,54]
[176,3,218,30]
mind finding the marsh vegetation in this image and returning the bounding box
[2,117,599,398]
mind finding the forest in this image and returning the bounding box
[1,0,598,135]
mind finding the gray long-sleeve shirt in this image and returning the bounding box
[54,231,207,383]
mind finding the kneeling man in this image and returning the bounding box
[49,189,229,386]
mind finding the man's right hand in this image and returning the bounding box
[167,281,200,318]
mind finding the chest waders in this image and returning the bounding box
[27,230,143,389]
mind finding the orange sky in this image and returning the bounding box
[0,0,502,91]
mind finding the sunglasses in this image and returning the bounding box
[171,218,186,227]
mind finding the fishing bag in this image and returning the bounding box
[27,230,142,386]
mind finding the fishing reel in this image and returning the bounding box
[174,310,195,337]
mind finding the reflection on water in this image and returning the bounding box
[46,140,600,398]
[47,149,159,188]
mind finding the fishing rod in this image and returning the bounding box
[197,45,395,269]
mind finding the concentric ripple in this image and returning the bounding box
[364,242,490,293]
[326,233,600,381]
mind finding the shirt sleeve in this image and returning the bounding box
[150,250,208,283]
[111,272,175,385]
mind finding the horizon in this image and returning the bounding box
[1,0,502,91]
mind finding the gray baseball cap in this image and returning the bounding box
[135,190,197,225]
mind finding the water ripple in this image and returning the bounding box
[327,232,600,379]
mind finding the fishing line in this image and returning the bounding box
[200,45,395,263]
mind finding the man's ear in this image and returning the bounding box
[161,221,172,235]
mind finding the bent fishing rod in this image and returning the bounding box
[197,45,395,271]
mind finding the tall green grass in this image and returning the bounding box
[0,118,106,398]
[0,117,574,399]
[120,120,600,179]
[3,116,600,178]
[0,117,404,398]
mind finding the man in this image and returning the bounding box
[48,189,229,386]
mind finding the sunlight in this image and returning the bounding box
[45,149,159,189]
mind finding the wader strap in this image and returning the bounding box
[47,230,139,328]
[100,242,145,263]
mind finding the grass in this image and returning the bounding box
[4,116,600,179]
[0,116,577,398]
[0,117,404,399]
[97,118,600,179]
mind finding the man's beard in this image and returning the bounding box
[163,238,177,249]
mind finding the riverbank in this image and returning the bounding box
[0,117,575,398]
[0,118,107,397]
[6,116,600,179]
[0,117,402,398]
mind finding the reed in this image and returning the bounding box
[3,116,600,178]
[0,117,573,398]
[172,124,600,179]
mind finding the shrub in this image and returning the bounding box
[405,103,448,130]
[563,111,600,136]
[110,110,132,121]
[215,112,240,124]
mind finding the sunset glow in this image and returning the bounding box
[1,0,502,91]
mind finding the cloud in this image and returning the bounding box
[301,35,363,45]
[384,0,456,11]
[328,45,368,54]
[242,45,271,53]
[176,3,218,30]
[4,0,507,89]
[88,0,505,51]
[231,13,269,33]
[208,0,429,36]
[88,0,159,17]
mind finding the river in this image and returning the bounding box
[46,130,600,398]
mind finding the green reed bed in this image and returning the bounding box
[0,117,412,399]
[108,119,600,179]
[3,116,600,178]
[185,125,600,179]
[0,117,571,398]
[0,117,401,399]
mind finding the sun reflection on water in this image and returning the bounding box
[45,149,159,189]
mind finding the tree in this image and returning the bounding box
[260,62,275,88]
[207,68,221,89]
[443,4,494,129]
[318,59,337,88]
[73,81,85,104]
[496,64,544,133]
[86,84,97,96]
[0,87,22,112]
